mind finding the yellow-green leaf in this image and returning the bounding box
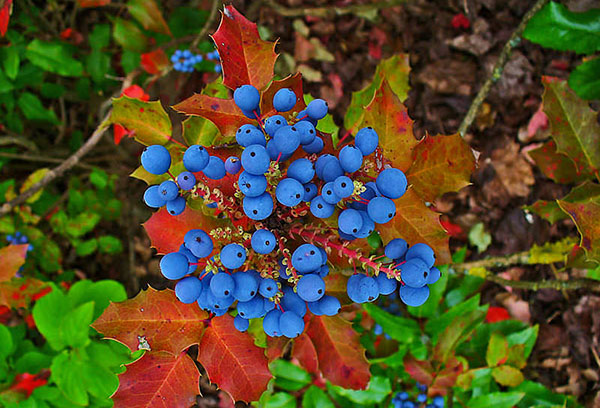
[492,365,524,387]
[21,168,49,203]
[111,96,173,146]
[486,332,509,367]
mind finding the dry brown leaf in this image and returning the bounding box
[489,139,535,198]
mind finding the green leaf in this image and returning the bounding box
[468,222,492,253]
[97,235,123,254]
[328,376,391,405]
[121,50,141,74]
[492,365,524,387]
[0,325,13,359]
[468,392,524,408]
[507,325,539,358]
[302,385,334,408]
[486,332,509,367]
[111,96,173,146]
[168,7,208,38]
[25,40,84,77]
[89,24,111,50]
[569,57,600,100]
[113,18,148,53]
[426,295,482,339]
[20,168,50,204]
[270,360,311,391]
[67,280,126,321]
[17,93,59,124]
[362,303,420,343]
[60,301,94,348]
[523,2,600,54]
[89,168,109,189]
[65,212,101,237]
[13,63,43,90]
[50,351,89,406]
[15,352,53,374]
[86,339,134,371]
[40,83,66,99]
[2,46,20,80]
[0,69,13,94]
[263,392,295,408]
[433,309,486,363]
[85,50,110,84]
[514,380,581,407]
[33,287,69,351]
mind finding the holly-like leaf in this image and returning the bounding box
[92,287,209,355]
[111,96,173,146]
[403,353,434,386]
[173,93,252,140]
[143,206,226,255]
[542,77,600,176]
[0,244,28,282]
[362,79,417,172]
[211,5,278,91]
[407,134,476,202]
[0,0,12,37]
[198,314,271,402]
[127,0,171,36]
[558,198,600,263]
[526,181,600,224]
[0,277,48,308]
[291,333,319,376]
[378,188,451,265]
[492,365,524,387]
[305,315,370,390]
[260,73,306,119]
[112,351,200,408]
[528,140,590,185]
[345,54,410,131]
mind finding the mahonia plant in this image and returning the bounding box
[95,6,476,406]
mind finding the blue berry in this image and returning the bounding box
[353,210,375,238]
[321,159,344,182]
[159,252,189,280]
[141,145,171,175]
[339,145,363,173]
[210,272,236,298]
[296,108,317,125]
[302,136,324,154]
[175,276,203,303]
[177,171,196,190]
[251,229,277,254]
[433,396,444,407]
[385,238,408,260]
[291,244,322,273]
[237,296,264,319]
[375,272,398,295]
[296,274,325,302]
[333,175,354,198]
[281,286,306,317]
[203,156,226,179]
[184,229,213,258]
[367,196,396,224]
[376,168,407,199]
[238,171,267,197]
[158,180,179,201]
[241,144,270,175]
[273,126,300,154]
[183,145,209,172]
[315,154,337,179]
[417,394,427,403]
[406,243,436,268]
[234,85,260,112]
[275,178,304,207]
[224,157,242,174]
[236,124,266,147]
[294,120,316,145]
[317,295,340,316]
[166,196,186,216]
[179,245,198,274]
[321,182,341,205]
[220,243,246,270]
[306,99,328,120]
[243,192,274,220]
[264,115,287,136]
[143,185,166,208]
[399,285,430,307]
[427,267,441,285]
[399,258,429,288]
[273,88,297,112]
[287,158,315,184]
[355,127,379,156]
[279,311,304,338]
[303,183,318,202]
[338,209,363,235]
[310,195,335,218]
[347,274,379,303]
[417,383,427,392]
[259,278,278,298]
[234,315,249,332]
[232,271,259,301]
[263,309,282,337]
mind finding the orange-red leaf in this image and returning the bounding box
[112,351,199,408]
[0,0,12,36]
[558,199,600,263]
[429,357,463,396]
[0,277,48,309]
[528,140,589,184]
[362,79,417,172]
[407,134,476,202]
[305,315,370,390]
[143,206,225,255]
[198,314,271,402]
[140,49,169,75]
[0,244,28,282]
[378,188,451,265]
[266,336,290,362]
[260,73,306,119]
[292,333,319,376]
[172,94,252,140]
[77,0,110,7]
[92,287,209,355]
[211,5,278,91]
[403,353,434,386]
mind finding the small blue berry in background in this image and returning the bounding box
[171,49,221,73]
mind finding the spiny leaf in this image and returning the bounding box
[111,96,173,146]
[92,287,209,355]
[345,54,410,131]
[407,133,476,202]
[0,244,29,282]
[558,198,600,264]
[260,73,306,119]
[305,315,370,390]
[527,181,600,224]
[542,77,600,176]
[172,93,252,140]
[527,140,589,184]
[291,333,319,376]
[143,206,226,255]
[112,351,200,408]
[378,188,451,265]
[211,5,278,91]
[362,79,417,172]
[127,0,171,36]
[198,314,271,402]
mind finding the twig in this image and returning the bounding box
[191,0,221,50]
[0,152,94,170]
[0,136,38,151]
[0,114,111,217]
[457,0,550,137]
[263,0,409,17]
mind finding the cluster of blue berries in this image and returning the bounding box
[139,83,440,337]
[171,49,221,73]
[392,384,444,408]
[6,231,33,252]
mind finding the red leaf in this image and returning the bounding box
[486,306,510,323]
[112,351,200,408]
[451,13,470,29]
[305,315,370,390]
[211,5,278,91]
[0,278,49,309]
[9,373,48,397]
[0,244,29,282]
[429,357,463,396]
[292,333,319,376]
[140,49,169,75]
[260,73,306,118]
[0,0,12,36]
[92,287,209,355]
[173,94,253,140]
[266,336,290,362]
[122,85,150,101]
[113,124,132,145]
[143,206,226,255]
[403,353,434,386]
[198,314,271,402]
[77,0,110,7]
